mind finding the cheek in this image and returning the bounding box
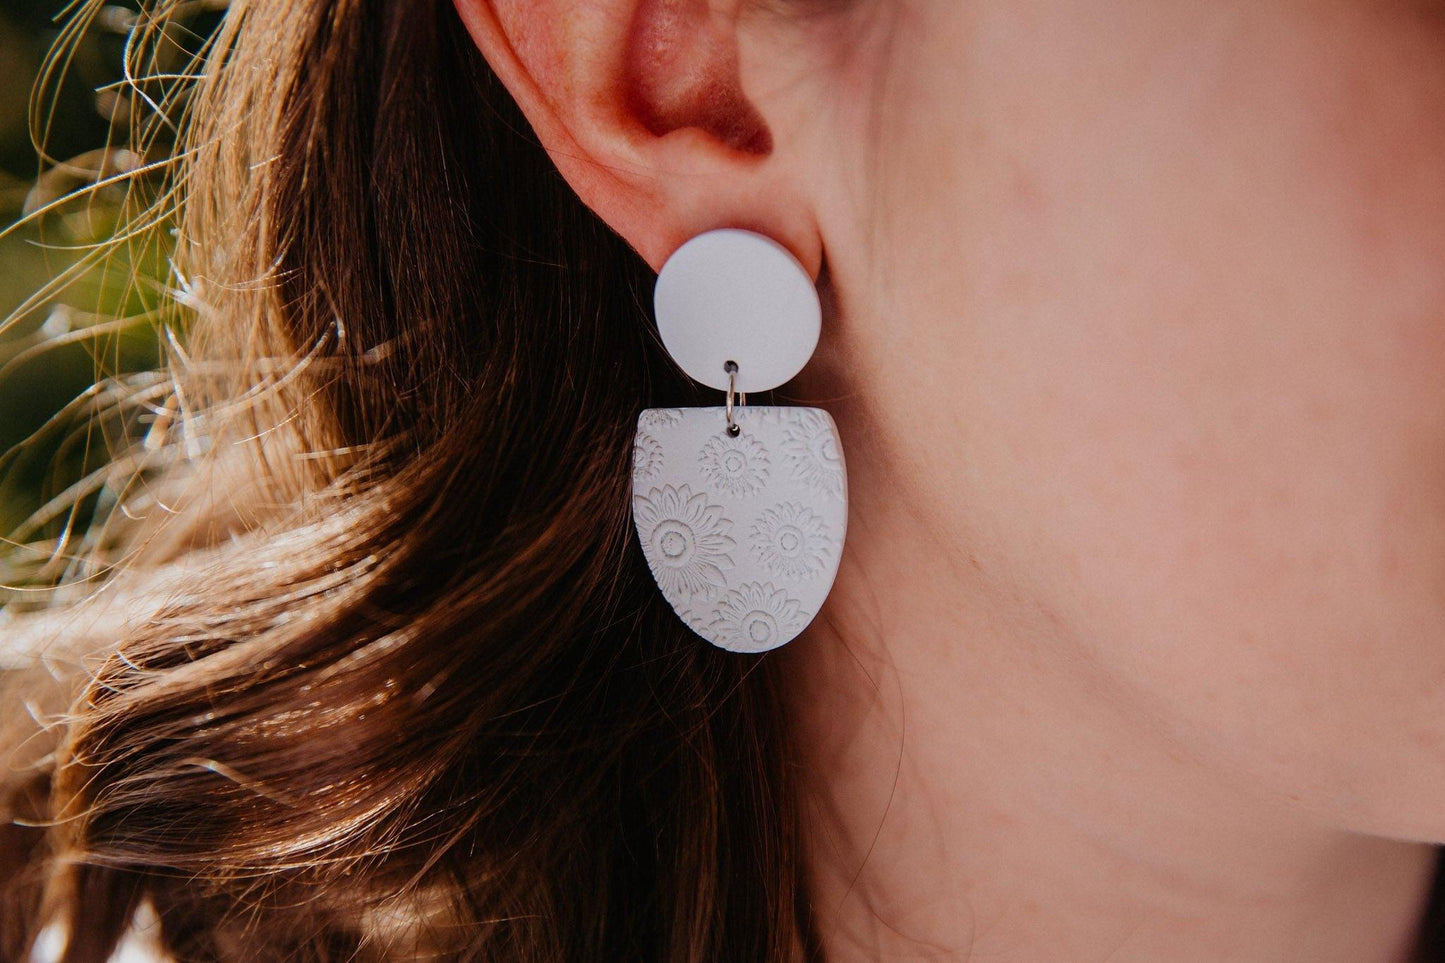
[987,312,1445,825]
[850,0,1445,835]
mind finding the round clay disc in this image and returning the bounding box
[653,228,821,393]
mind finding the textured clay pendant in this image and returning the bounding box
[631,405,847,653]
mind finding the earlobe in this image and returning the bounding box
[450,0,819,277]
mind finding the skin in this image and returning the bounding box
[455,0,1445,959]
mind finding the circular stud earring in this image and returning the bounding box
[631,228,848,653]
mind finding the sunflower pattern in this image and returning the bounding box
[706,582,807,654]
[637,408,685,431]
[632,485,735,599]
[632,430,663,484]
[782,408,845,499]
[749,501,832,580]
[698,432,770,496]
[672,603,715,639]
[631,406,846,652]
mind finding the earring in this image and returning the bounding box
[631,228,847,653]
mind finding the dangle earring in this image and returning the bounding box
[631,228,848,653]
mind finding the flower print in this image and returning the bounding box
[782,409,844,498]
[633,485,735,599]
[706,582,807,653]
[672,603,714,640]
[730,406,782,431]
[698,431,770,497]
[638,408,684,431]
[632,430,662,484]
[749,501,833,581]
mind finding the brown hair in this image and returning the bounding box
[0,0,817,959]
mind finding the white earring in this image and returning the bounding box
[631,228,848,653]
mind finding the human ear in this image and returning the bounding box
[450,0,823,277]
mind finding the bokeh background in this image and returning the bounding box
[0,1,219,600]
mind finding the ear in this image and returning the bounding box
[450,0,824,279]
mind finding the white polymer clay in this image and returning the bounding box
[652,228,821,394]
[631,405,847,653]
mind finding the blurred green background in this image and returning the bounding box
[0,1,219,593]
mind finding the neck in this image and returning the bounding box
[777,429,1439,962]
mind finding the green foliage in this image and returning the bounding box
[0,0,216,596]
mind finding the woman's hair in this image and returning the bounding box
[0,1,817,959]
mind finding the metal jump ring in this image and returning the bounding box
[724,360,742,436]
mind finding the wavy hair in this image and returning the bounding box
[0,0,815,959]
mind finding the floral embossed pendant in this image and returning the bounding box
[632,405,847,653]
[636,228,848,653]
